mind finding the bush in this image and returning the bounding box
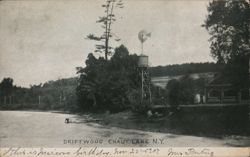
[166,75,206,107]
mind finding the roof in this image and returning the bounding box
[206,73,232,87]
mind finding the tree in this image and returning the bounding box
[166,75,206,107]
[203,0,250,63]
[76,45,140,112]
[0,78,14,96]
[0,78,14,105]
[166,79,180,113]
[86,0,124,60]
[203,0,250,90]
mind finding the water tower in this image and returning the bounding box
[138,30,152,103]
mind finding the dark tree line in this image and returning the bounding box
[150,62,224,77]
[0,77,78,111]
[0,59,221,112]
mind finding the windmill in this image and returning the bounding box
[137,30,152,103]
[138,30,151,55]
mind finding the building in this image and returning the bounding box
[205,74,248,104]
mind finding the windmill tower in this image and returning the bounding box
[138,30,152,103]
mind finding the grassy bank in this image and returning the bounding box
[88,104,250,139]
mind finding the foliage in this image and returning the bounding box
[222,55,249,90]
[203,0,250,90]
[166,75,206,107]
[203,0,250,63]
[150,62,224,77]
[0,78,14,97]
[0,77,79,111]
[0,61,214,112]
[166,79,180,107]
[86,0,124,60]
[76,45,140,112]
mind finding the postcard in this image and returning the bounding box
[0,0,249,156]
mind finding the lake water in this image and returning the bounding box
[0,111,248,147]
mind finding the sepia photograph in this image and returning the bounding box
[0,0,249,156]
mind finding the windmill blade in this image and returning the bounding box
[138,30,151,43]
[146,32,151,37]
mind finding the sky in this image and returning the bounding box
[0,0,214,87]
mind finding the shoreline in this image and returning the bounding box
[0,110,250,147]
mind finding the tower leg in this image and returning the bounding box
[140,68,152,104]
